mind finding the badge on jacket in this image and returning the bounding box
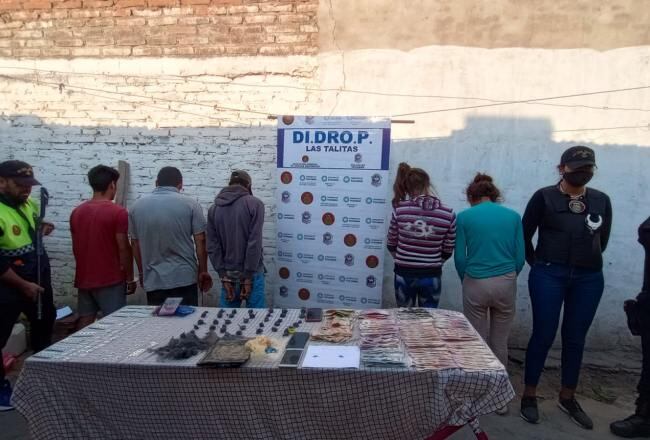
[12,225,21,236]
[569,200,586,214]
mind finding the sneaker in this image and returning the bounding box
[0,380,14,412]
[495,405,509,416]
[610,414,650,438]
[520,396,539,424]
[558,398,593,430]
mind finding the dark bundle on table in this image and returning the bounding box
[152,331,219,360]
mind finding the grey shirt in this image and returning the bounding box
[128,187,206,292]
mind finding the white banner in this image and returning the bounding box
[274,116,391,309]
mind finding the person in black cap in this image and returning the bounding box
[611,216,650,438]
[207,170,266,308]
[0,160,56,411]
[520,146,612,429]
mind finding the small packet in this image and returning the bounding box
[157,297,183,316]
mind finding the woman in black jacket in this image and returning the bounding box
[520,146,612,429]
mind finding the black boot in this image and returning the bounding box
[611,399,650,438]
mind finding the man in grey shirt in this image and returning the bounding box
[129,167,212,306]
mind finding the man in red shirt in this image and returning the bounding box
[70,165,136,329]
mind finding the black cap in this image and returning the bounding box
[0,160,41,186]
[560,146,596,168]
[230,170,251,185]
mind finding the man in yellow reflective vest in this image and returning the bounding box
[0,160,55,412]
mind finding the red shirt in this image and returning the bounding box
[70,200,128,289]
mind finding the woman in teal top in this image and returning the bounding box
[454,173,524,415]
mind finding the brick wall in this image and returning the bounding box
[0,0,318,57]
[0,58,320,305]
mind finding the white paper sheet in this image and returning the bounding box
[56,306,73,320]
[300,345,360,369]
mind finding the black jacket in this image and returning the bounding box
[523,185,612,270]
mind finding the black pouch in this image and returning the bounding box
[625,299,642,336]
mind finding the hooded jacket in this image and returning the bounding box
[207,185,265,278]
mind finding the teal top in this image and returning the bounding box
[454,201,525,280]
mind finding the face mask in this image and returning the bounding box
[563,170,593,187]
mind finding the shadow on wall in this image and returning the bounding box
[3,114,649,351]
[1,115,280,308]
[385,116,650,351]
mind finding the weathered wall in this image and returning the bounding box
[1,1,649,354]
[0,0,318,57]
[319,0,650,51]
[0,56,318,307]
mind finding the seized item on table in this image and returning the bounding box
[359,310,407,368]
[198,337,251,368]
[306,308,323,322]
[245,336,279,355]
[279,349,303,368]
[311,309,356,343]
[156,297,183,316]
[151,330,218,360]
[286,332,310,350]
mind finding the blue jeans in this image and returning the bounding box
[394,274,441,308]
[524,262,604,389]
[219,272,266,308]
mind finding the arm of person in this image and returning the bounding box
[515,215,526,274]
[453,216,466,280]
[522,190,544,266]
[190,201,212,292]
[131,239,143,287]
[441,212,457,262]
[128,210,145,287]
[115,209,135,293]
[116,233,135,294]
[600,195,613,252]
[387,211,398,258]
[194,232,213,293]
[0,265,43,301]
[206,205,225,278]
[243,199,265,280]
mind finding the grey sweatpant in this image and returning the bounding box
[462,272,517,367]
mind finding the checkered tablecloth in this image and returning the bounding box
[12,307,514,440]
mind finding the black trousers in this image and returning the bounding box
[638,292,650,401]
[146,283,198,307]
[0,266,56,381]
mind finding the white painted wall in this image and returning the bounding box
[1,45,649,351]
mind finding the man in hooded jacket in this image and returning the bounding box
[207,170,266,308]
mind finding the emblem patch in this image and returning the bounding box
[568,200,586,214]
[12,225,21,236]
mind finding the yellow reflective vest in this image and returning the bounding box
[0,198,38,257]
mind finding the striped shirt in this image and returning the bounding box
[387,195,457,277]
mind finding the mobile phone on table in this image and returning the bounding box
[286,332,310,350]
[306,308,323,322]
[279,349,303,368]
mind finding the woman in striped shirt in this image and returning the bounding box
[387,163,457,308]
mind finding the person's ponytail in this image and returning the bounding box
[392,162,411,206]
